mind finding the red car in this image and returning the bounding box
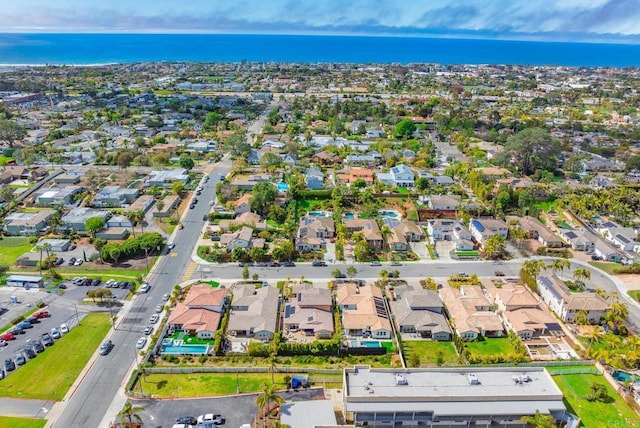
[34,310,51,319]
[0,333,15,341]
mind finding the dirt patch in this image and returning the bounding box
[618,274,640,290]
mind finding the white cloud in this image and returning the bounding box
[0,0,639,38]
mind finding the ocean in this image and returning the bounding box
[0,33,638,67]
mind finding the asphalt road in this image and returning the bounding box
[193,257,640,333]
[51,158,233,428]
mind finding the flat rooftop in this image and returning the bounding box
[345,366,563,403]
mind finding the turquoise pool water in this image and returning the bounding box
[613,370,639,383]
[379,210,400,219]
[350,340,382,348]
[308,211,330,218]
[277,182,289,192]
[161,344,210,355]
[345,213,355,219]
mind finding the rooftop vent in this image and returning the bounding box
[466,373,480,385]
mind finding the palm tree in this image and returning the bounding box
[587,325,604,347]
[522,259,546,279]
[520,410,555,428]
[572,267,591,284]
[117,401,144,428]
[547,258,570,278]
[255,383,285,428]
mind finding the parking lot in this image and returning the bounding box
[135,388,324,428]
[0,275,133,379]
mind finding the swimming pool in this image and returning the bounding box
[277,182,289,192]
[613,370,639,383]
[161,344,210,355]
[349,340,382,348]
[378,210,401,220]
[308,211,331,218]
[344,213,355,219]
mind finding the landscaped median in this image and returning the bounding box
[0,313,111,400]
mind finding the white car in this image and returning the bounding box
[138,283,151,293]
[60,323,69,334]
[149,314,159,324]
[197,414,224,425]
[136,337,147,349]
[51,328,61,339]
[162,293,170,302]
[74,258,84,266]
[144,325,154,335]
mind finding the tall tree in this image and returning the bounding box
[497,127,561,175]
[250,182,277,215]
[117,401,144,428]
[0,119,26,148]
[520,410,555,428]
[255,384,285,428]
[85,216,105,238]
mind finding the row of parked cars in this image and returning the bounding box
[173,413,225,428]
[71,277,134,289]
[238,261,296,267]
[0,310,69,379]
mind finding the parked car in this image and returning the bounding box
[55,257,64,265]
[31,340,45,353]
[0,333,15,341]
[7,327,23,336]
[312,260,327,267]
[15,353,26,366]
[189,204,195,210]
[68,257,77,266]
[136,337,147,349]
[51,328,61,339]
[495,270,505,277]
[202,214,208,221]
[176,416,198,425]
[0,340,7,347]
[197,414,225,425]
[4,359,15,372]
[149,314,159,324]
[457,272,468,277]
[74,259,84,266]
[281,261,295,267]
[24,348,36,359]
[138,283,151,293]
[144,325,154,335]
[17,321,33,330]
[91,279,102,286]
[334,272,347,279]
[99,339,113,355]
[60,323,69,334]
[167,243,176,251]
[0,369,4,380]
[27,317,40,325]
[155,304,164,313]
[41,333,54,346]
[162,293,170,302]
[390,261,402,266]
[369,261,382,266]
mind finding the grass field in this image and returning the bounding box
[138,372,343,398]
[297,199,327,211]
[534,200,558,212]
[553,373,638,428]
[465,337,515,356]
[0,313,111,400]
[628,290,640,303]
[0,238,34,266]
[0,416,46,428]
[403,341,459,366]
[588,261,620,275]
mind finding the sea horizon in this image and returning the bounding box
[0,33,639,67]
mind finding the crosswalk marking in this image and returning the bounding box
[181,261,197,281]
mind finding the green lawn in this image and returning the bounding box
[628,290,640,303]
[465,337,515,356]
[553,373,638,428]
[138,372,342,398]
[298,199,326,211]
[588,261,619,275]
[56,268,145,278]
[534,200,557,212]
[0,313,111,400]
[0,238,34,266]
[403,341,459,366]
[0,416,46,428]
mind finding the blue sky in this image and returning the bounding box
[1,0,639,42]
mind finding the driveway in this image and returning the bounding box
[435,241,455,260]
[410,242,431,261]
[324,242,336,264]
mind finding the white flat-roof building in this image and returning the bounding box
[343,366,570,427]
